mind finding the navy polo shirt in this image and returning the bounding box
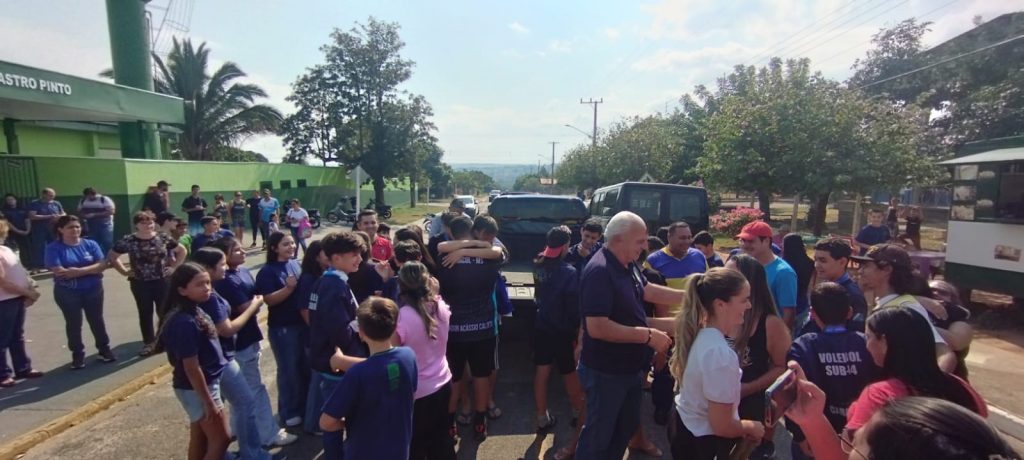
[799,273,869,336]
[162,310,227,390]
[214,266,263,351]
[579,247,650,374]
[191,229,235,250]
[199,291,236,360]
[855,225,890,255]
[255,259,305,327]
[565,242,602,273]
[308,270,368,375]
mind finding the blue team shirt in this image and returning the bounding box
[191,229,235,250]
[855,225,891,255]
[799,273,869,336]
[322,346,418,460]
[162,309,228,390]
[214,267,263,351]
[308,270,367,375]
[44,239,105,291]
[787,327,877,436]
[533,260,580,335]
[258,198,280,223]
[198,291,236,360]
[764,256,798,311]
[254,259,304,327]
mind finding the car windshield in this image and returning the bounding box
[458,196,474,204]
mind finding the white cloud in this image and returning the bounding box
[605,28,622,40]
[508,21,530,35]
[632,43,754,72]
[548,40,573,54]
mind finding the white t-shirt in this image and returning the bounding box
[286,208,308,228]
[675,327,742,437]
[0,246,31,302]
[875,294,946,344]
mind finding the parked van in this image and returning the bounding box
[589,182,710,234]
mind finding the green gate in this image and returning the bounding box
[0,156,39,200]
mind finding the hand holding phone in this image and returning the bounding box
[764,369,797,427]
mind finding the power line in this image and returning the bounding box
[758,0,900,65]
[856,33,1024,89]
[817,0,963,66]
[743,0,865,65]
[580,98,603,147]
[783,0,911,61]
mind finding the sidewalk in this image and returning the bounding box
[0,221,360,454]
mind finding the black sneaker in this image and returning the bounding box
[98,350,117,363]
[70,357,86,370]
[750,440,776,460]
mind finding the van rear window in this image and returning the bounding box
[668,191,703,220]
[490,198,588,221]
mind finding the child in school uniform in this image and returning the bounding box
[320,296,418,460]
[161,262,230,460]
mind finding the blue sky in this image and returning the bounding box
[2,0,1021,164]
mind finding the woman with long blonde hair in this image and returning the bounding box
[668,268,764,459]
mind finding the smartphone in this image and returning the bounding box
[764,369,797,426]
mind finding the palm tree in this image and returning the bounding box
[104,39,283,161]
[153,39,283,161]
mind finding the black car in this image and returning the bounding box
[488,194,589,261]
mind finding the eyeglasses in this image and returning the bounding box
[839,432,866,458]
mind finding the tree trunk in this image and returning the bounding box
[790,194,801,234]
[410,178,417,208]
[757,190,772,222]
[851,193,863,236]
[373,176,386,207]
[812,192,830,236]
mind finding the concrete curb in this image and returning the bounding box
[0,363,172,460]
[989,404,1024,442]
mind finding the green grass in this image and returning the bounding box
[385,203,446,225]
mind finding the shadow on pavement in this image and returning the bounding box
[0,341,152,411]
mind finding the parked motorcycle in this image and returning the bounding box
[364,198,393,219]
[307,208,322,229]
[326,198,356,224]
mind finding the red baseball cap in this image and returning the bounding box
[736,221,773,240]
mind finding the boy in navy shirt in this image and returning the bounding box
[565,219,603,272]
[786,282,877,460]
[192,216,235,250]
[308,232,369,460]
[854,209,891,255]
[320,296,417,460]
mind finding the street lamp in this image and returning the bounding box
[563,124,592,139]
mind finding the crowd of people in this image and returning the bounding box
[1,184,1021,460]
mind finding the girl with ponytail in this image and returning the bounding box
[668,268,765,459]
[392,261,456,460]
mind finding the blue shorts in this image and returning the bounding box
[174,381,224,423]
[231,218,247,229]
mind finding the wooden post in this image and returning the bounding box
[852,193,863,235]
[790,194,801,233]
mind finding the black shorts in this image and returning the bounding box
[446,336,498,380]
[533,329,576,375]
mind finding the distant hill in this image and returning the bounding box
[451,163,542,190]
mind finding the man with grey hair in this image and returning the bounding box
[576,211,684,459]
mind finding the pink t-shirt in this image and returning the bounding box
[0,246,31,302]
[846,376,987,430]
[396,297,452,400]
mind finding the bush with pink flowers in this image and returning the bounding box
[710,207,764,237]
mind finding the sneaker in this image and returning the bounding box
[265,430,298,448]
[98,350,117,363]
[537,411,557,431]
[473,412,487,442]
[70,357,86,370]
[750,440,776,460]
[284,416,302,428]
[0,378,15,388]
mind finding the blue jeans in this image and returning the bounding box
[235,342,281,444]
[304,369,324,433]
[0,298,32,380]
[219,359,271,460]
[320,376,345,460]
[86,223,114,256]
[28,230,53,270]
[576,364,643,460]
[267,325,309,423]
[53,286,110,360]
[289,227,307,259]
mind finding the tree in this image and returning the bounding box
[513,173,544,192]
[150,39,282,161]
[208,146,269,163]
[283,18,436,205]
[453,170,497,195]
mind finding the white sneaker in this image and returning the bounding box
[266,429,299,447]
[284,416,302,428]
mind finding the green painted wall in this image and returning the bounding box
[20,156,411,237]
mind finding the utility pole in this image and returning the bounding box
[580,98,603,148]
[549,141,558,184]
